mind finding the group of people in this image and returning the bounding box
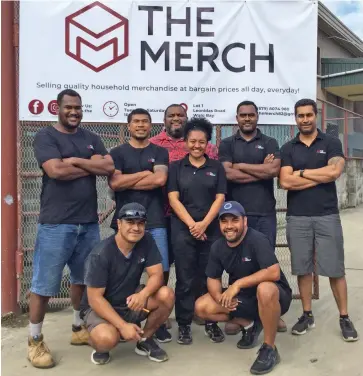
[27,89,359,375]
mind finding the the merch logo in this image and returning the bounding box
[65,1,129,72]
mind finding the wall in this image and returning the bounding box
[337,159,363,209]
[318,29,356,59]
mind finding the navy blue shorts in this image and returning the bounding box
[229,283,292,321]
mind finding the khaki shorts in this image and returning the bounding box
[83,306,149,333]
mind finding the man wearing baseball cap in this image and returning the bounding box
[80,203,175,365]
[195,201,292,375]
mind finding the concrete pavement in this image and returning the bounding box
[2,206,363,376]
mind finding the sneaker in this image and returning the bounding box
[177,325,193,345]
[91,350,111,365]
[135,338,169,362]
[154,324,172,343]
[340,317,359,342]
[71,324,89,345]
[291,313,315,335]
[250,343,281,375]
[27,334,55,369]
[205,323,225,343]
[225,321,241,335]
[237,321,263,349]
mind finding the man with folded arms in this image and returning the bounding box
[195,201,292,375]
[80,203,175,365]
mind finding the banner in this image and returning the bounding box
[19,1,318,124]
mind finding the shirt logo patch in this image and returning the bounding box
[206,172,216,177]
[138,257,145,264]
[242,257,251,262]
[148,158,155,163]
[316,150,326,154]
[255,145,264,150]
[87,145,94,150]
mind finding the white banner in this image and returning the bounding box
[19,0,318,124]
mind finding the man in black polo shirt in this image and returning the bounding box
[108,108,171,342]
[219,100,286,334]
[195,201,292,375]
[280,98,358,342]
[80,203,175,365]
[28,89,115,369]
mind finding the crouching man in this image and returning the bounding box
[80,203,175,365]
[195,201,292,375]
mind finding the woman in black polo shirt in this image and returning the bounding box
[168,117,227,345]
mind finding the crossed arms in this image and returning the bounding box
[108,165,168,191]
[42,154,115,180]
[279,156,345,191]
[222,154,281,184]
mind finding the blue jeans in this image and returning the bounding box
[147,227,169,272]
[31,223,100,297]
[247,214,277,249]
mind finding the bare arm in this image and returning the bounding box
[131,165,168,190]
[300,156,345,183]
[108,169,152,191]
[65,154,115,176]
[235,263,280,290]
[126,264,164,311]
[233,158,280,180]
[279,166,318,191]
[142,264,164,298]
[207,277,223,303]
[168,191,195,228]
[88,286,128,329]
[222,161,259,183]
[42,159,90,180]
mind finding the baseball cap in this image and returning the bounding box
[118,203,147,221]
[218,201,246,219]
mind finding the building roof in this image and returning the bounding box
[318,2,363,57]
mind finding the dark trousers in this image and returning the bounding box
[247,213,277,249]
[172,217,220,326]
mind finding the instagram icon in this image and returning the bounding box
[48,100,59,115]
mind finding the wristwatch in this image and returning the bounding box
[300,169,305,177]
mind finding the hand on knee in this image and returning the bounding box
[257,282,279,305]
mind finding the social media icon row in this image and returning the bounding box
[28,100,58,115]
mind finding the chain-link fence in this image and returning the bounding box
[17,122,317,310]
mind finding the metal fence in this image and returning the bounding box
[17,123,318,310]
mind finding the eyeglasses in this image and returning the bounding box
[120,210,147,220]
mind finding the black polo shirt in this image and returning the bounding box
[280,130,344,216]
[80,232,162,312]
[167,154,227,221]
[206,228,291,298]
[110,143,169,230]
[33,126,108,224]
[218,129,280,216]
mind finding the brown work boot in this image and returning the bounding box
[277,318,287,332]
[224,321,241,335]
[71,325,89,345]
[27,334,55,369]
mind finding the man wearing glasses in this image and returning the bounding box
[80,203,175,365]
